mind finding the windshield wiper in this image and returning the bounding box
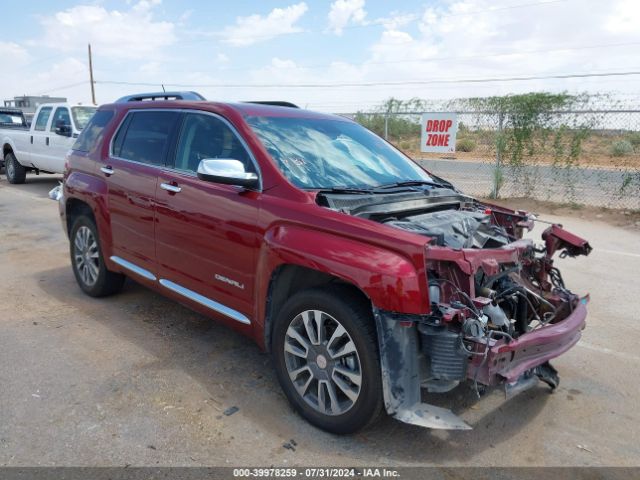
[373,180,445,191]
[317,186,374,194]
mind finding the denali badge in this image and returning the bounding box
[214,274,245,290]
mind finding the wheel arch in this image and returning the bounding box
[65,198,96,236]
[2,142,13,160]
[263,264,372,352]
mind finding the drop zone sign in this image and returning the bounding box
[420,113,458,153]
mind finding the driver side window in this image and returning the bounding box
[174,113,253,173]
[50,107,71,132]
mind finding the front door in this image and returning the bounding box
[47,106,73,172]
[103,109,181,278]
[155,111,261,325]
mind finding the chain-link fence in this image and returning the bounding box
[346,109,640,210]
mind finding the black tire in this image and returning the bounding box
[272,286,383,434]
[70,215,125,297]
[5,152,26,184]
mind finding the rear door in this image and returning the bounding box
[154,111,261,325]
[102,109,181,280]
[29,106,53,169]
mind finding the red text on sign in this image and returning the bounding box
[426,134,450,147]
[426,119,453,132]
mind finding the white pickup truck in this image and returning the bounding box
[1,103,96,183]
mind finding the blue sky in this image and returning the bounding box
[1,0,639,111]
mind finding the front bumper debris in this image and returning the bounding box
[374,309,471,430]
[468,299,588,385]
[48,184,63,202]
[374,299,587,431]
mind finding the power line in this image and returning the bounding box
[36,80,88,96]
[96,70,640,89]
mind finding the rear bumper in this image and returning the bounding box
[469,299,588,385]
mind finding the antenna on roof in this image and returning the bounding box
[162,84,166,93]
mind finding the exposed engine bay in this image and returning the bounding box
[319,187,592,429]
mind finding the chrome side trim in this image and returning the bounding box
[159,279,251,325]
[110,256,157,281]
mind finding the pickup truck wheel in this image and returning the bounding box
[272,287,383,434]
[70,216,125,297]
[5,153,26,184]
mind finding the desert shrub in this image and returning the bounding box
[399,140,412,150]
[610,140,634,157]
[627,132,640,149]
[456,137,476,152]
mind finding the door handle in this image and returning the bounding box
[46,137,49,146]
[30,136,33,144]
[160,182,181,193]
[100,166,114,176]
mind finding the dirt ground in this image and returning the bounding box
[1,175,639,467]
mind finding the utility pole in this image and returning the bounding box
[88,43,96,105]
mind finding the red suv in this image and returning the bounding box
[58,92,591,433]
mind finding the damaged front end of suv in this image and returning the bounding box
[320,188,591,430]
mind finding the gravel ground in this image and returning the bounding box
[1,175,639,467]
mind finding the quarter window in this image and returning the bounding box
[174,113,253,173]
[34,107,52,131]
[114,111,180,166]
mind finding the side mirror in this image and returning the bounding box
[197,159,259,189]
[55,121,72,137]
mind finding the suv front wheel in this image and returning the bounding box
[272,286,383,434]
[70,216,125,297]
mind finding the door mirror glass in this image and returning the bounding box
[197,159,259,189]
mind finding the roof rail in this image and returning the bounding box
[116,91,206,103]
[244,101,299,108]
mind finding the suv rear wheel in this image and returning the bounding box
[70,216,125,297]
[5,153,26,184]
[272,286,383,434]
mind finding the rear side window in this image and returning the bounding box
[34,107,52,131]
[73,110,115,152]
[113,111,180,166]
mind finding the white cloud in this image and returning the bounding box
[605,0,640,33]
[6,0,640,110]
[0,42,29,66]
[39,1,175,60]
[377,12,416,31]
[221,3,308,47]
[327,0,367,35]
[131,0,161,13]
[178,9,194,26]
[238,0,640,110]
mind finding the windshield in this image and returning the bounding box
[245,115,433,189]
[71,106,97,130]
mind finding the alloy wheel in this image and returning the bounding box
[73,226,100,287]
[283,309,362,416]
